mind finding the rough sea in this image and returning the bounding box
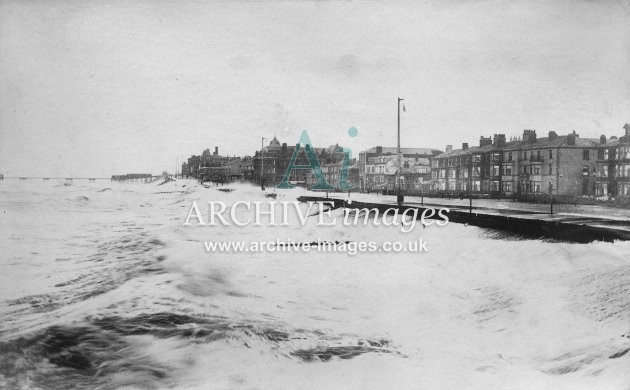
[1,179,629,389]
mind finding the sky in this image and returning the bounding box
[0,0,628,177]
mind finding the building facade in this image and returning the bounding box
[358,146,441,192]
[595,124,630,198]
[253,137,349,188]
[431,130,600,197]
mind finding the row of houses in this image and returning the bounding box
[181,123,630,198]
[181,137,358,188]
[252,137,358,189]
[182,147,254,183]
[430,124,630,198]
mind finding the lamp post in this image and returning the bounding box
[549,180,554,214]
[421,180,424,206]
[261,137,266,191]
[469,163,473,214]
[397,97,405,206]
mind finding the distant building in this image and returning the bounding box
[253,137,348,187]
[595,124,630,198]
[184,155,200,178]
[253,137,298,185]
[431,130,600,197]
[239,156,254,181]
[181,162,190,177]
[318,157,358,190]
[200,147,224,169]
[358,146,442,192]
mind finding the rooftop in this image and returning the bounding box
[363,146,442,156]
[435,134,601,159]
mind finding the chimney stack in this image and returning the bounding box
[480,136,492,147]
[522,130,537,143]
[600,135,607,145]
[214,146,219,156]
[376,146,383,155]
[446,145,453,153]
[567,131,577,146]
[462,143,469,150]
[548,131,558,140]
[624,123,630,138]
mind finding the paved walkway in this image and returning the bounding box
[304,193,630,239]
[340,193,630,220]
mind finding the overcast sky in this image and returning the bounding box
[1,0,628,177]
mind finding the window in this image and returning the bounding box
[491,166,500,176]
[583,150,590,160]
[533,167,541,175]
[616,164,630,177]
[530,181,541,193]
[460,169,469,179]
[449,170,456,179]
[600,165,608,178]
[620,146,630,159]
[508,152,512,161]
[548,165,552,174]
[491,181,500,191]
[502,182,513,192]
[596,183,608,196]
[604,149,609,160]
[473,155,481,163]
[472,180,480,191]
[619,183,630,196]
[582,166,589,176]
[504,166,512,175]
[549,150,553,159]
[537,150,541,160]
[472,166,480,176]
[448,181,456,191]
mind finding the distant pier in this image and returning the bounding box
[0,174,163,184]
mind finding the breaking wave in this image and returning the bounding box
[1,180,629,389]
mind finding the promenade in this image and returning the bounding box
[302,192,630,243]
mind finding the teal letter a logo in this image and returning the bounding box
[276,130,334,190]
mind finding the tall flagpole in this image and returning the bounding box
[397,97,404,205]
[261,137,266,190]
